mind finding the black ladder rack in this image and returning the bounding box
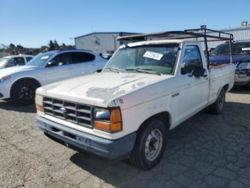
[117,25,234,68]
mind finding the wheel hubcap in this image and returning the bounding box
[18,86,33,100]
[145,128,163,161]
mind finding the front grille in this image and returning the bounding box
[43,97,93,128]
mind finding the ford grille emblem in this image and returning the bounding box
[60,107,67,115]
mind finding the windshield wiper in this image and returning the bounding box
[105,67,120,73]
[125,68,161,75]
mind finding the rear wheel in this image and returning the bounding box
[11,81,37,105]
[129,119,168,170]
[207,88,226,114]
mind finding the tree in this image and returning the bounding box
[48,40,55,50]
[54,40,60,49]
[7,43,17,54]
[0,40,75,56]
[9,43,15,49]
[16,44,24,54]
[61,43,67,49]
[48,40,61,50]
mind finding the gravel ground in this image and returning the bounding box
[0,89,250,188]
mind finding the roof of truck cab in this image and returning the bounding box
[126,39,193,47]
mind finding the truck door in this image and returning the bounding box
[170,44,209,125]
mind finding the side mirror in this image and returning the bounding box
[193,66,206,77]
[47,60,63,67]
[47,61,53,67]
[96,69,102,73]
[181,64,194,75]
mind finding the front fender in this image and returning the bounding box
[121,94,173,136]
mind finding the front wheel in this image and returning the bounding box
[207,88,226,114]
[11,81,37,105]
[129,119,168,170]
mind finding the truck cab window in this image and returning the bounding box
[181,45,203,75]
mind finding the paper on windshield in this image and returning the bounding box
[143,51,163,61]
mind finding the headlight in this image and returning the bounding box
[94,107,122,133]
[94,108,110,121]
[0,75,11,83]
[238,62,250,70]
[35,95,44,113]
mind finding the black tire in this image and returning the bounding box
[129,119,168,170]
[207,88,226,114]
[11,81,37,105]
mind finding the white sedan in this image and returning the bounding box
[0,55,33,69]
[0,50,107,104]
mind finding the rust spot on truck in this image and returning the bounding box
[120,74,137,79]
[86,87,126,101]
[131,82,146,89]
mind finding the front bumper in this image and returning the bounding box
[234,69,250,86]
[36,116,136,159]
[0,81,11,99]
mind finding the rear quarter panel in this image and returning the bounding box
[209,64,235,104]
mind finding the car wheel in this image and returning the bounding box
[11,81,37,105]
[129,119,168,170]
[208,88,226,114]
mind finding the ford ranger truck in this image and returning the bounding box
[36,30,235,169]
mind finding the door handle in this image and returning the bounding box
[172,93,180,98]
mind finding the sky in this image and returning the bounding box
[0,0,250,48]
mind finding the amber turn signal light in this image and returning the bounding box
[94,108,122,133]
[36,104,44,112]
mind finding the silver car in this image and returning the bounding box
[0,55,33,69]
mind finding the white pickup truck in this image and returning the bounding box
[36,28,235,169]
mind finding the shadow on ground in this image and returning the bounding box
[70,101,250,187]
[0,100,36,113]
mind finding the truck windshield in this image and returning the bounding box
[26,52,55,67]
[212,42,250,55]
[104,44,179,75]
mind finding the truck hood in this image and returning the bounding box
[0,65,41,77]
[37,72,172,107]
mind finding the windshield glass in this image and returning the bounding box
[212,42,250,56]
[0,57,9,68]
[104,44,179,75]
[26,52,55,67]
